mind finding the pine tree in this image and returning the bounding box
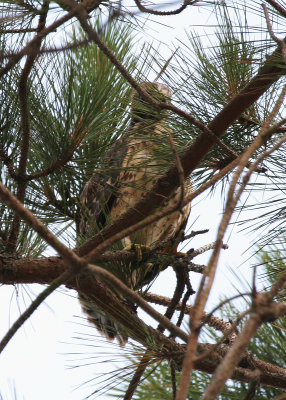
[1,1,286,399]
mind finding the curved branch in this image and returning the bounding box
[265,0,286,17]
[134,0,191,16]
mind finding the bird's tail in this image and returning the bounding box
[78,293,128,346]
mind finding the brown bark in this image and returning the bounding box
[1,255,286,390]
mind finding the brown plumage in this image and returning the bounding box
[78,82,192,345]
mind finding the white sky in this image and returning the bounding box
[0,2,276,400]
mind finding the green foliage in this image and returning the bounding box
[149,4,286,188]
[2,1,286,399]
[0,15,137,254]
[120,362,211,400]
[113,260,285,400]
[2,2,284,253]
[115,355,283,400]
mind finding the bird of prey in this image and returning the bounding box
[78,81,192,345]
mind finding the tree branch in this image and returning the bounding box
[134,0,191,16]
[200,294,286,400]
[0,4,89,77]
[6,0,50,253]
[76,34,286,260]
[1,253,286,389]
[265,0,286,18]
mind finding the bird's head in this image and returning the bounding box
[130,81,172,125]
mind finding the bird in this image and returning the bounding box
[78,81,192,345]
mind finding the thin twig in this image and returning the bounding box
[0,181,87,352]
[175,289,193,329]
[158,266,186,333]
[0,28,38,34]
[123,351,152,400]
[42,186,75,220]
[1,38,91,59]
[187,262,206,273]
[200,293,251,331]
[244,381,259,400]
[262,4,286,63]
[169,134,185,212]
[0,148,18,179]
[171,361,177,400]
[0,183,85,268]
[200,296,285,400]
[194,309,250,363]
[155,47,179,81]
[183,229,209,240]
[134,0,191,16]
[124,266,187,399]
[26,115,87,181]
[189,242,229,258]
[142,292,239,336]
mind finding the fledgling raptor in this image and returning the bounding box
[78,82,192,345]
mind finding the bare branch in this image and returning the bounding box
[142,292,239,336]
[265,0,286,18]
[134,0,191,16]
[123,351,153,400]
[189,242,229,258]
[195,308,250,363]
[183,229,209,240]
[1,38,91,59]
[0,28,38,34]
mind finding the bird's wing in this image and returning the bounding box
[78,136,129,238]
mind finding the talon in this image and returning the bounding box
[123,243,152,261]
